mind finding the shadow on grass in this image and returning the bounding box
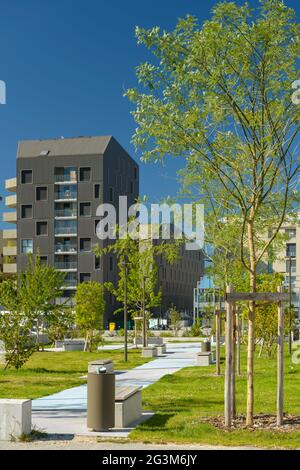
[137,412,176,430]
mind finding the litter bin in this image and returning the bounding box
[87,369,115,431]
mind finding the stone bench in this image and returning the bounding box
[156,344,167,355]
[0,399,31,440]
[196,352,213,366]
[142,346,158,358]
[135,336,163,346]
[88,359,114,374]
[115,385,142,428]
[63,340,85,351]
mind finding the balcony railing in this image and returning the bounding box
[55,209,77,218]
[55,174,77,183]
[55,191,77,200]
[55,244,77,253]
[55,262,77,270]
[55,227,77,235]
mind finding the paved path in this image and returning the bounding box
[32,343,200,411]
[31,343,201,438]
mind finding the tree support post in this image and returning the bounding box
[224,286,233,427]
[215,308,221,376]
[277,286,284,426]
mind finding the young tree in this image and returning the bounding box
[19,256,66,350]
[74,281,105,351]
[0,278,35,369]
[95,224,179,349]
[126,0,300,425]
[169,305,181,337]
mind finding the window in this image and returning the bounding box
[79,167,91,182]
[94,184,100,199]
[39,256,48,266]
[21,169,32,184]
[134,167,137,180]
[21,204,32,219]
[80,202,91,217]
[109,187,114,202]
[286,258,296,273]
[36,221,48,236]
[286,228,296,239]
[130,181,133,194]
[109,256,113,271]
[80,238,91,252]
[95,256,100,270]
[287,243,296,258]
[36,186,47,201]
[21,239,33,254]
[80,273,91,283]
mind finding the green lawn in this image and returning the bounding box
[0,348,151,399]
[130,346,300,449]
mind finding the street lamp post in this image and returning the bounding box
[123,257,128,362]
[288,255,292,355]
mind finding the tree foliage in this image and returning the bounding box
[74,281,105,351]
[126,0,300,424]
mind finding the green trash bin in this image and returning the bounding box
[87,370,115,431]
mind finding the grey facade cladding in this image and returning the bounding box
[16,136,139,326]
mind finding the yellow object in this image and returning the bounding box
[109,322,116,332]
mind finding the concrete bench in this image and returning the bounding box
[0,399,31,440]
[62,340,85,351]
[135,336,163,346]
[156,344,167,355]
[88,359,114,374]
[196,352,213,366]
[142,346,158,358]
[115,385,142,428]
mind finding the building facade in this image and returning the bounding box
[3,136,139,325]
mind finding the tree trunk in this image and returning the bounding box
[236,308,241,376]
[231,303,236,419]
[36,318,40,352]
[84,332,89,352]
[246,220,256,427]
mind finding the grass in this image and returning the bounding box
[0,348,151,399]
[130,345,300,449]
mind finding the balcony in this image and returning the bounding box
[3,246,17,256]
[62,279,77,289]
[54,168,77,184]
[55,228,77,236]
[55,209,77,219]
[54,190,77,201]
[5,177,17,192]
[5,195,17,208]
[55,261,77,271]
[55,244,77,254]
[3,229,17,239]
[3,263,17,274]
[3,211,17,223]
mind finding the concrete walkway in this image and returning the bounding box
[32,343,201,437]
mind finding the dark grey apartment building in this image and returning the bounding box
[3,134,202,327]
[4,136,139,325]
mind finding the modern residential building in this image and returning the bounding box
[3,135,202,327]
[271,223,300,320]
[3,136,139,325]
[157,243,202,324]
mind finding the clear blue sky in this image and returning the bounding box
[1,0,300,228]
